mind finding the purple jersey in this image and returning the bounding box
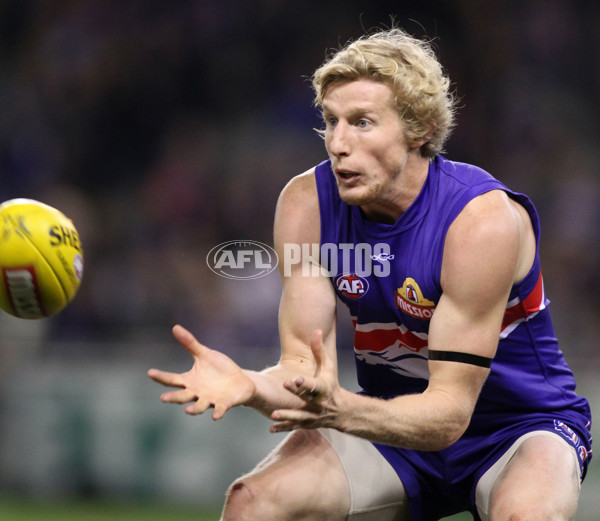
[315,156,592,514]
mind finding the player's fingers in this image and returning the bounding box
[183,399,230,419]
[269,421,299,433]
[147,368,184,388]
[284,375,321,401]
[172,324,210,357]
[212,402,230,421]
[271,408,319,423]
[282,375,302,393]
[160,388,198,404]
[270,410,320,433]
[184,398,213,416]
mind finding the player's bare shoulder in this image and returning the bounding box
[469,190,536,283]
[276,168,318,212]
[274,168,320,246]
[505,193,536,282]
[444,189,535,286]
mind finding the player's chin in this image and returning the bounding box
[337,187,371,207]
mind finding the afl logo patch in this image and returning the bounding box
[335,273,369,299]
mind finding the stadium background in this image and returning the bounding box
[0,1,598,519]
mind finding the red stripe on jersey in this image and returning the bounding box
[501,272,545,332]
[354,325,428,353]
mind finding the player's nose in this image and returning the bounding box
[327,122,351,157]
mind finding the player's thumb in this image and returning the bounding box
[172,324,210,356]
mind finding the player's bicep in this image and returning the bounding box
[425,192,522,409]
[431,190,521,359]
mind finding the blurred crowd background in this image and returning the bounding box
[0,0,599,513]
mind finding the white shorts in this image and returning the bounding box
[319,428,411,521]
[474,431,580,521]
[319,428,580,521]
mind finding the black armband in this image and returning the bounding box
[428,350,493,368]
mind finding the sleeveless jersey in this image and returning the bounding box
[315,155,592,440]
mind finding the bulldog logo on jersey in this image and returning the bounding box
[335,273,369,299]
[395,277,436,319]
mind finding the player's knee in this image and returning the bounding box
[491,502,570,521]
[222,480,254,521]
[222,478,279,521]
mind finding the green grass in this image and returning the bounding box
[0,498,222,521]
[0,497,476,521]
[0,500,593,521]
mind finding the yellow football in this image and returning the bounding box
[0,199,84,319]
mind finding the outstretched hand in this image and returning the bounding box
[148,325,256,420]
[270,329,345,433]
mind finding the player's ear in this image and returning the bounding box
[410,126,435,150]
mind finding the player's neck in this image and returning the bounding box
[361,154,430,224]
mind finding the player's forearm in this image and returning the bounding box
[244,364,312,417]
[336,387,472,451]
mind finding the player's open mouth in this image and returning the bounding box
[336,170,360,182]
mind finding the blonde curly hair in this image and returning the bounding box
[312,28,456,158]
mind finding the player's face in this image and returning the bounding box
[322,79,425,221]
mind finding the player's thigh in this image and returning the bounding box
[485,434,580,521]
[319,428,410,521]
[223,428,350,520]
[223,428,410,521]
